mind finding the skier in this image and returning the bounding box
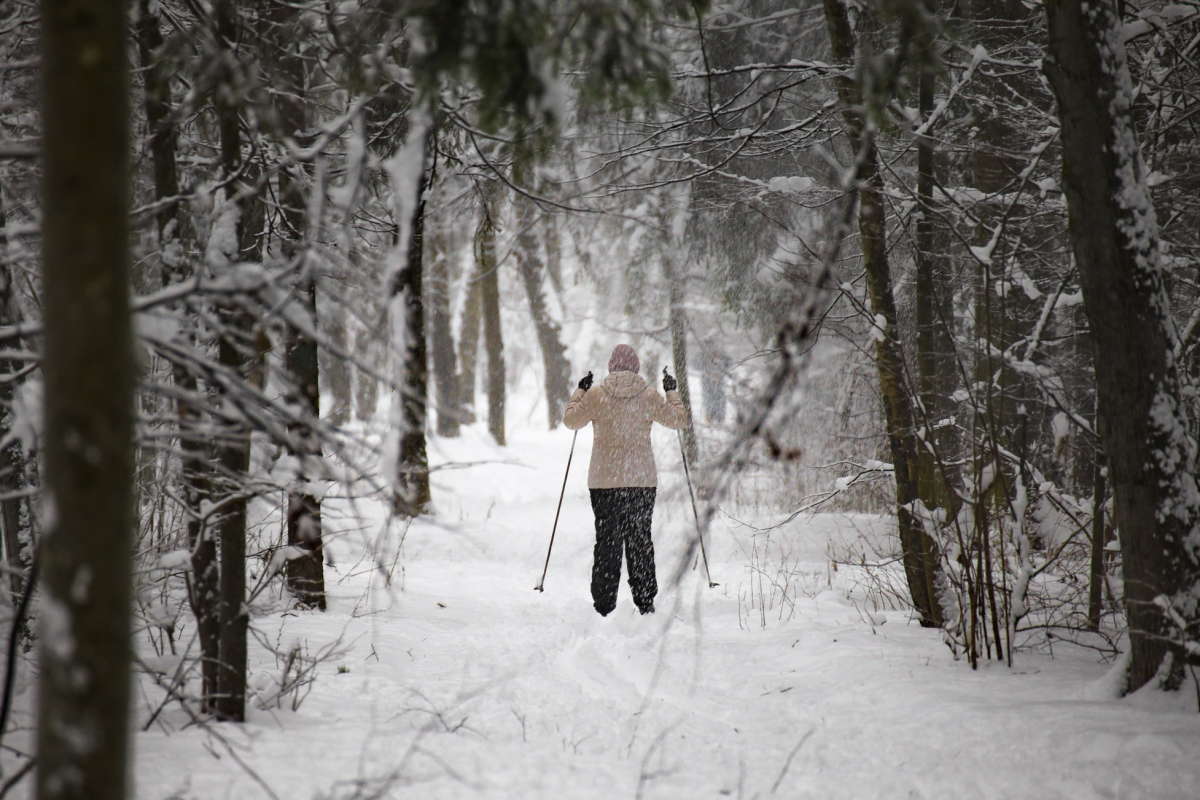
[563,344,688,616]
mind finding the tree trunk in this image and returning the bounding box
[478,195,506,446]
[0,190,27,606]
[320,303,352,427]
[544,214,564,296]
[214,334,252,723]
[913,2,960,521]
[390,132,433,516]
[823,0,943,627]
[1087,454,1106,631]
[0,503,20,605]
[700,350,728,424]
[135,0,222,704]
[1044,0,1199,693]
[456,263,483,425]
[135,0,180,240]
[427,229,461,437]
[266,0,326,609]
[284,270,326,608]
[965,0,1041,515]
[665,257,698,462]
[36,0,135,795]
[212,0,259,722]
[354,317,382,421]
[514,191,571,430]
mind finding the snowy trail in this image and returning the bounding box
[135,424,1200,799]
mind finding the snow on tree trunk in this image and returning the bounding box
[665,256,698,463]
[36,0,136,794]
[1044,0,1200,693]
[384,115,432,516]
[664,189,697,462]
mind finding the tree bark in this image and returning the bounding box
[265,0,326,609]
[513,187,571,430]
[665,257,698,462]
[965,0,1042,507]
[456,263,483,426]
[427,228,461,437]
[135,0,180,240]
[354,312,382,421]
[0,185,27,606]
[700,349,728,425]
[823,0,943,627]
[211,0,260,722]
[543,214,564,296]
[284,272,326,608]
[478,194,506,446]
[0,503,20,605]
[390,132,433,516]
[913,1,959,521]
[320,304,352,427]
[1087,454,1107,631]
[135,0,221,704]
[36,0,135,795]
[1044,0,1199,693]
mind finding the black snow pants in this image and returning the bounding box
[589,487,657,616]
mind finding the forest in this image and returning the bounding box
[1,0,1200,798]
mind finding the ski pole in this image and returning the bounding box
[678,429,718,588]
[535,429,578,592]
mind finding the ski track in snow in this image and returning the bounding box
[70,424,1200,798]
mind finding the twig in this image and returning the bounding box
[138,637,198,732]
[0,142,37,160]
[771,728,815,793]
[0,556,38,756]
[146,665,283,800]
[0,758,35,799]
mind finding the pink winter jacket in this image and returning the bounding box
[562,371,688,489]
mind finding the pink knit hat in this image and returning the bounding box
[608,344,640,373]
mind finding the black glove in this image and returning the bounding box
[662,367,677,392]
[578,371,593,392]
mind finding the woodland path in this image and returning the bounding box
[136,424,1200,800]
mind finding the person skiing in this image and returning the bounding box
[563,344,688,616]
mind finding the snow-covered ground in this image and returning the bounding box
[124,420,1200,799]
